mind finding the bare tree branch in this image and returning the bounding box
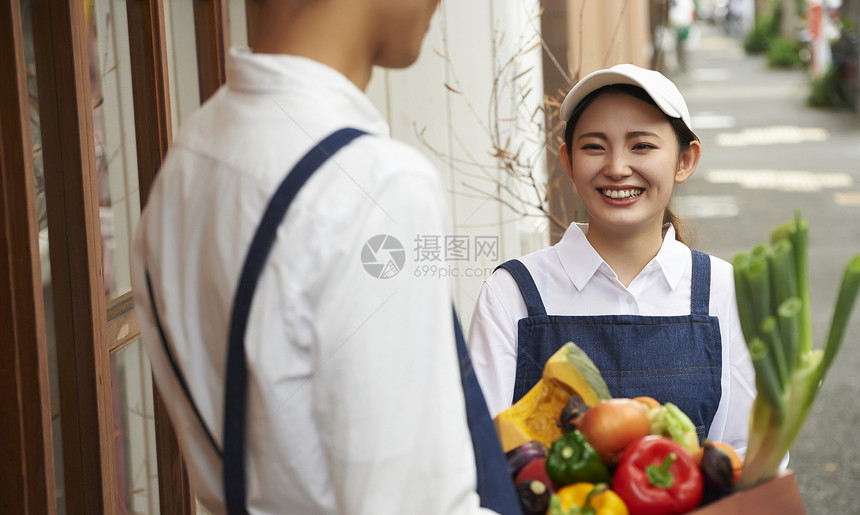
[417,5,647,235]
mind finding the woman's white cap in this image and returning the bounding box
[560,63,692,130]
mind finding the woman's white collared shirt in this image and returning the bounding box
[468,222,757,456]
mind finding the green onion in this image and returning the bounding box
[770,211,813,352]
[734,211,860,489]
[759,316,788,389]
[777,297,802,373]
[746,255,771,334]
[821,255,860,376]
[769,239,797,308]
[746,337,784,422]
[733,253,758,340]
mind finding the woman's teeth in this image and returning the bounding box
[601,188,643,199]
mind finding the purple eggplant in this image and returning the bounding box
[699,440,735,505]
[505,440,549,479]
[515,480,551,515]
[558,393,589,434]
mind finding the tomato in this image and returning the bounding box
[514,457,558,492]
[576,398,652,464]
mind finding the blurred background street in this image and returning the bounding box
[673,21,860,514]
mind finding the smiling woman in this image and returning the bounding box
[561,80,701,250]
[562,89,698,264]
[468,65,757,472]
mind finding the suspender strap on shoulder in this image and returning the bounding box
[689,249,712,316]
[223,128,367,515]
[495,259,547,317]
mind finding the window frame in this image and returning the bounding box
[0,0,57,512]
[1,0,239,513]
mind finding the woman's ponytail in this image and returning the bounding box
[663,207,694,247]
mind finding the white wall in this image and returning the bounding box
[367,0,549,332]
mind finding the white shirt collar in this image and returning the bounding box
[554,223,603,291]
[225,48,390,137]
[553,222,690,291]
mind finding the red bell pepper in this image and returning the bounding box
[612,435,703,515]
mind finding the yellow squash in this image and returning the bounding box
[494,342,612,452]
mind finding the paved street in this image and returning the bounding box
[674,23,860,514]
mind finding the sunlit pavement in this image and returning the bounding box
[673,22,860,515]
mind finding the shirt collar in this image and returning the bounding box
[225,48,389,136]
[554,222,690,291]
[554,223,604,290]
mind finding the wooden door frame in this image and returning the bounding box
[126,1,231,513]
[0,0,57,512]
[30,0,117,513]
[126,0,194,512]
[4,0,236,512]
[194,0,229,102]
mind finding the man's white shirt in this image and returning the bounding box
[131,49,495,514]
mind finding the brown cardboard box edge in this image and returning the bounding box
[689,471,805,514]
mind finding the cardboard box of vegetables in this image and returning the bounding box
[495,212,860,515]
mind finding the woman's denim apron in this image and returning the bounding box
[146,128,520,514]
[497,249,722,442]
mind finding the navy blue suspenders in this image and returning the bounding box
[146,128,520,514]
[222,128,368,514]
[453,308,522,514]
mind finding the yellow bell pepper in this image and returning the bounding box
[551,482,628,515]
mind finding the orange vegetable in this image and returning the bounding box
[575,398,652,464]
[633,396,661,410]
[494,342,612,451]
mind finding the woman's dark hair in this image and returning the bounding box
[562,83,698,245]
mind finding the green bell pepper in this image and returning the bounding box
[545,430,611,486]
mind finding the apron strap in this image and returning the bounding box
[223,128,367,515]
[453,307,522,514]
[145,270,222,458]
[496,259,547,317]
[689,249,712,316]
